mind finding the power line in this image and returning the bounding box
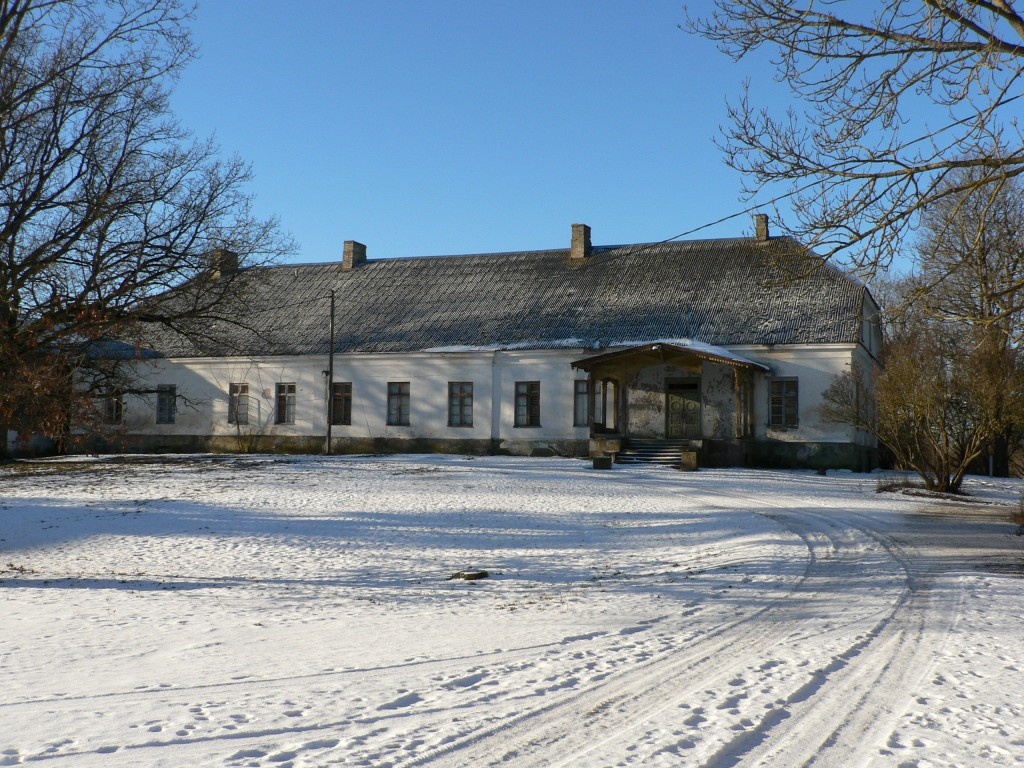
[663,90,1024,245]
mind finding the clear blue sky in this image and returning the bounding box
[172,1,786,263]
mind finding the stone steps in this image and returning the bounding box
[615,439,696,465]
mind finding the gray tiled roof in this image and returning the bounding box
[141,236,868,358]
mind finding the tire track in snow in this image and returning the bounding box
[648,483,961,768]
[734,504,966,768]
[389,479,865,766]
[397,474,956,767]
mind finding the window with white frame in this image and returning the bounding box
[387,382,410,426]
[275,383,296,424]
[769,378,799,428]
[229,383,249,425]
[448,382,473,427]
[573,379,589,427]
[156,385,176,424]
[514,381,541,427]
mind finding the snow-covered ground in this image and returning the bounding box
[1,454,1022,768]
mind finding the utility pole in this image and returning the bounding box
[326,290,335,455]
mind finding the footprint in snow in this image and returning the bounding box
[719,692,747,710]
[444,671,487,689]
[562,631,606,642]
[378,692,422,710]
[304,739,339,749]
[619,625,648,636]
[228,748,267,760]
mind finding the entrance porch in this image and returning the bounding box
[571,342,769,466]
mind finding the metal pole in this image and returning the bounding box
[326,290,335,455]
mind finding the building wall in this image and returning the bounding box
[737,343,878,470]
[624,361,740,439]
[114,349,592,456]
[736,344,865,443]
[105,342,877,469]
[626,363,699,437]
[702,363,738,439]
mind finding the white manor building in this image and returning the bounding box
[102,218,882,469]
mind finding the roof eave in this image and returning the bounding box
[572,342,769,372]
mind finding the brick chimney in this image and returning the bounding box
[342,240,367,270]
[570,223,592,261]
[753,213,769,241]
[210,248,238,279]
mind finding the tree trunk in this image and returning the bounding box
[991,433,1011,477]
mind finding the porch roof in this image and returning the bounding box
[571,341,770,373]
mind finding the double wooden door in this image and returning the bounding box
[666,378,701,439]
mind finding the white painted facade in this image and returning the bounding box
[738,343,875,444]
[119,349,595,454]
[112,338,877,467]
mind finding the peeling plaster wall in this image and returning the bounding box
[626,366,671,438]
[703,363,736,439]
[609,346,871,447]
[626,362,725,439]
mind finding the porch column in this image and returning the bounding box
[734,369,743,438]
[587,374,596,437]
[733,369,755,438]
[617,375,627,437]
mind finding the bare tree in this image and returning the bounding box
[915,169,1024,335]
[686,1,1024,275]
[913,169,1024,473]
[0,0,294,453]
[823,297,1024,493]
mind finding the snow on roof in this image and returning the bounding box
[571,339,771,372]
[422,339,588,354]
[138,237,866,358]
[605,339,771,369]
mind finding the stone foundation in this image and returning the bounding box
[89,434,591,459]
[63,432,875,471]
[700,438,876,472]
